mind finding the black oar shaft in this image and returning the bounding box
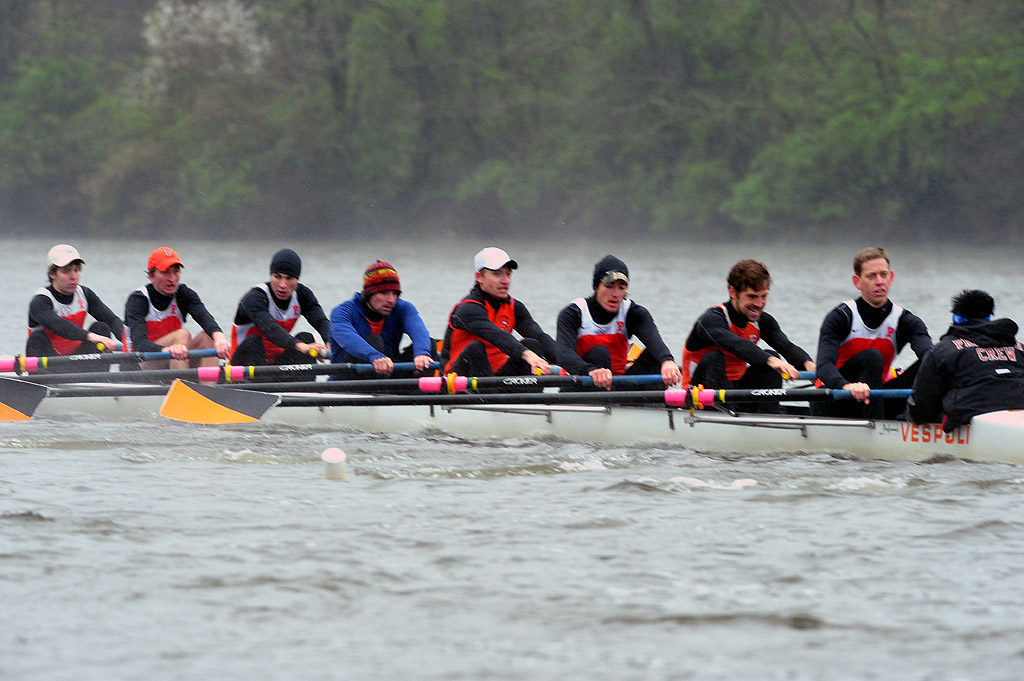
[279,389,669,408]
[0,349,217,373]
[276,386,914,409]
[691,387,912,405]
[14,361,429,385]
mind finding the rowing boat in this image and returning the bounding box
[25,382,1024,465]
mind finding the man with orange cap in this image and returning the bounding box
[123,246,231,369]
[27,244,124,363]
[329,259,434,377]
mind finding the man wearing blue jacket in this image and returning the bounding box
[329,260,435,377]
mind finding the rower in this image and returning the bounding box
[813,247,932,419]
[26,244,124,370]
[682,259,815,413]
[230,249,330,368]
[439,247,556,377]
[555,254,680,389]
[328,259,435,378]
[123,247,231,370]
[906,289,1024,431]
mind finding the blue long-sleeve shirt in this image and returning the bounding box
[329,292,432,363]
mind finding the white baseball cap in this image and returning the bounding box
[47,244,84,268]
[473,247,518,272]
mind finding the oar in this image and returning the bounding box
[0,349,218,374]
[279,386,914,409]
[153,374,668,423]
[0,366,665,420]
[1,379,275,424]
[159,380,280,424]
[157,382,685,423]
[687,386,912,408]
[15,360,441,385]
[0,378,49,421]
[146,372,665,396]
[157,381,913,424]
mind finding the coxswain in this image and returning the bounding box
[440,247,556,377]
[682,259,815,413]
[329,259,435,378]
[26,244,124,368]
[230,248,330,367]
[555,254,680,389]
[814,247,931,418]
[123,247,231,369]
[906,289,1024,431]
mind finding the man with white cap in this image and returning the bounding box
[26,244,124,361]
[556,254,681,389]
[123,246,231,369]
[440,247,556,376]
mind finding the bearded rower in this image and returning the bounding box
[682,259,814,413]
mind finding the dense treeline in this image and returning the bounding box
[0,0,1021,240]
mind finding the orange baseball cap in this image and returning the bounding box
[147,247,184,272]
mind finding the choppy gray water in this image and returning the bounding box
[3,236,1024,680]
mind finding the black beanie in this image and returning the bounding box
[592,254,629,289]
[270,249,301,278]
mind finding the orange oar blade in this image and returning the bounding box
[159,379,280,424]
[0,378,48,421]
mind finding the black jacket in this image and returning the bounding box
[905,318,1024,431]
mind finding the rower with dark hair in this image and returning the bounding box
[440,247,556,377]
[813,247,932,418]
[682,259,814,412]
[230,248,330,367]
[329,259,434,378]
[27,244,124,367]
[906,289,1024,431]
[555,254,680,389]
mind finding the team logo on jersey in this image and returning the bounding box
[617,321,624,332]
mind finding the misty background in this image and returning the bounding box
[0,1,1021,242]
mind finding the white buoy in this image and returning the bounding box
[322,448,347,480]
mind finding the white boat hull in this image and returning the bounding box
[30,389,1024,465]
